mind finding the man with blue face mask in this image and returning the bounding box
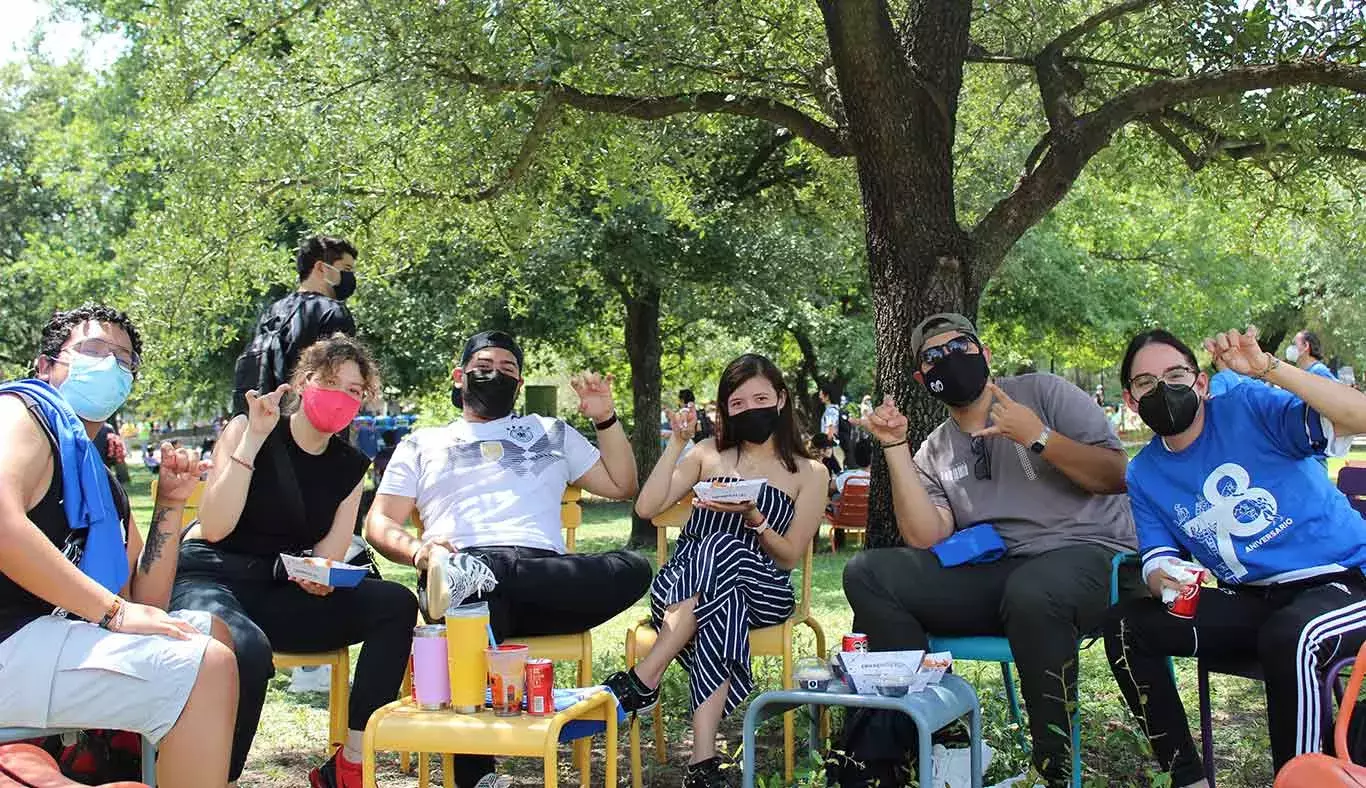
[0,304,239,788]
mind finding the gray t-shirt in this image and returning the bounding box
[913,373,1136,556]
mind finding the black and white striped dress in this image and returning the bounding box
[650,478,796,715]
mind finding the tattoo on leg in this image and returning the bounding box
[139,507,173,574]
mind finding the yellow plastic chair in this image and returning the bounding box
[624,493,826,787]
[406,488,596,787]
[152,478,352,753]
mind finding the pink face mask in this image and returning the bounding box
[302,384,363,434]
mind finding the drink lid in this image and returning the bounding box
[447,602,490,617]
[415,624,447,637]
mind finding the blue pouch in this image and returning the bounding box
[931,523,1007,567]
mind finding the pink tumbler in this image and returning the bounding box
[412,624,451,710]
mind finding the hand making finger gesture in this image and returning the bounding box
[666,406,698,443]
[855,396,909,446]
[1203,325,1268,377]
[156,442,211,505]
[972,383,1045,446]
[570,372,616,423]
[244,384,290,438]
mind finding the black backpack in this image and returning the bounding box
[232,296,307,414]
[825,708,916,786]
[837,409,855,449]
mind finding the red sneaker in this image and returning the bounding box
[309,746,363,788]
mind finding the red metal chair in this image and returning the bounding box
[1274,639,1366,786]
[824,478,870,553]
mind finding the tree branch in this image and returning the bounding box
[427,62,851,157]
[1145,116,1205,170]
[252,95,560,204]
[972,59,1366,270]
[1047,0,1165,53]
[189,0,320,100]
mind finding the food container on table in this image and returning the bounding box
[793,657,833,693]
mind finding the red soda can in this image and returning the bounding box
[1168,571,1207,619]
[842,633,869,653]
[525,659,555,716]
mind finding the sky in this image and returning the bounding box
[0,0,125,70]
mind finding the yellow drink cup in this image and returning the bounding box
[446,602,490,713]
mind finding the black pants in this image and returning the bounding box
[843,544,1134,787]
[170,540,418,780]
[1104,572,1366,784]
[436,546,652,788]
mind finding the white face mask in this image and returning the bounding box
[1285,343,1301,363]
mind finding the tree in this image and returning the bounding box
[86,0,1366,545]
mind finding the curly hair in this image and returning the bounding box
[36,304,143,374]
[287,333,381,404]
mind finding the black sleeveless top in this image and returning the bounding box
[212,419,370,557]
[0,395,130,643]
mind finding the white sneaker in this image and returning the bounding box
[473,775,512,788]
[932,741,996,788]
[288,664,332,694]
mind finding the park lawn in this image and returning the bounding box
[123,465,1325,788]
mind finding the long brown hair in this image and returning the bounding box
[714,353,811,473]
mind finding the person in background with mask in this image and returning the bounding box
[842,313,1138,788]
[616,354,827,788]
[173,334,417,788]
[1286,329,1338,381]
[1105,327,1366,787]
[0,304,238,788]
[364,330,650,788]
[231,235,360,416]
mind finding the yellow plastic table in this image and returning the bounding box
[361,690,618,788]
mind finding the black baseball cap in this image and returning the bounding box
[460,330,524,371]
[910,313,979,359]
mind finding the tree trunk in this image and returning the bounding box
[623,282,664,549]
[820,0,978,547]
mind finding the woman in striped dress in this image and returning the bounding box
[606,354,828,787]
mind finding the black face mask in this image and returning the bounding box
[333,271,357,301]
[922,352,990,407]
[1137,382,1201,437]
[460,368,519,420]
[727,406,781,445]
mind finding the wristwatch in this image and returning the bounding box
[1029,427,1052,454]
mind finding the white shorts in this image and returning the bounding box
[0,611,213,744]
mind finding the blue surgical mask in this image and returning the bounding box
[58,353,134,422]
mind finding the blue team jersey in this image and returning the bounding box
[1308,361,1338,381]
[1127,382,1366,585]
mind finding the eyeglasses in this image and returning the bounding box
[1128,366,1196,399]
[58,338,141,375]
[920,336,981,367]
[971,435,991,480]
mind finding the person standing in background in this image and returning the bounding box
[231,235,359,416]
[1286,330,1338,381]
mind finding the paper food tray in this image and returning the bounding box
[279,554,370,588]
[692,478,767,504]
[837,650,953,695]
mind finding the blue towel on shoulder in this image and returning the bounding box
[0,379,129,595]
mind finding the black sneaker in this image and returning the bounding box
[603,669,660,714]
[683,757,730,788]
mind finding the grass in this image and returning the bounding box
[121,459,1365,788]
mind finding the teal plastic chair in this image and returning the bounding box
[927,551,1134,788]
[0,728,157,786]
